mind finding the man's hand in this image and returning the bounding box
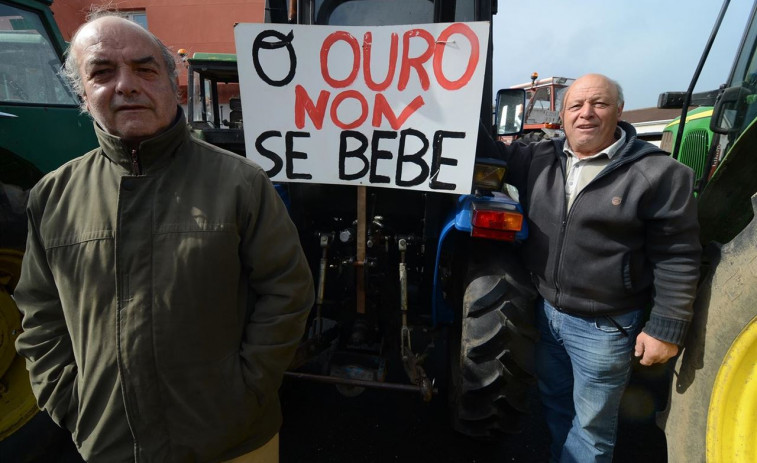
[634,332,679,366]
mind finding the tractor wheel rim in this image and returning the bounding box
[0,248,37,439]
[707,315,757,462]
[0,248,24,375]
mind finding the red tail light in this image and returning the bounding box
[471,208,523,241]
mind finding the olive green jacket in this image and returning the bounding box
[14,112,314,462]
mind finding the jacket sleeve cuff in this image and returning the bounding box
[642,314,690,346]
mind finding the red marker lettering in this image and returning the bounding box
[398,29,435,91]
[294,85,330,129]
[433,23,479,90]
[321,31,360,88]
[331,90,369,129]
[371,94,425,130]
[363,32,399,92]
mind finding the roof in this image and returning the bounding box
[187,52,239,83]
[189,52,237,63]
[511,76,574,89]
[622,107,685,124]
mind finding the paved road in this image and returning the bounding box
[279,360,669,463]
[1,363,667,463]
[280,380,550,463]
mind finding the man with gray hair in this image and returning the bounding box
[489,73,701,462]
[14,14,314,462]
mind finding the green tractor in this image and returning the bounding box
[657,1,757,461]
[0,0,96,460]
[659,106,716,181]
[182,51,245,156]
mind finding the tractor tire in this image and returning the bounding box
[450,244,538,439]
[663,194,757,463]
[0,183,29,251]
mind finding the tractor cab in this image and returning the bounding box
[184,52,245,156]
[510,73,574,141]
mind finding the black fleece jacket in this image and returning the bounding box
[490,121,700,345]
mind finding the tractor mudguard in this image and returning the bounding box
[432,191,527,325]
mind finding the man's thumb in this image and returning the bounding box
[634,336,644,358]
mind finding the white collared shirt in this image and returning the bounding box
[563,127,626,211]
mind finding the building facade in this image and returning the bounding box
[51,0,265,102]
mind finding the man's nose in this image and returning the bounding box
[114,67,140,94]
[578,102,595,118]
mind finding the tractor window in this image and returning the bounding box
[316,0,433,25]
[454,2,474,22]
[525,87,552,124]
[0,3,78,106]
[730,6,757,93]
[190,70,209,125]
[555,86,570,113]
[711,5,757,152]
[188,65,241,129]
[189,73,224,127]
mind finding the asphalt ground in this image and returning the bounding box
[1,355,668,463]
[279,359,670,463]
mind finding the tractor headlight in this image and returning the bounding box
[472,157,507,192]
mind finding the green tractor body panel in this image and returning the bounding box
[661,107,714,181]
[698,113,757,245]
[0,0,97,187]
[680,0,757,246]
[0,0,95,458]
[1,105,96,184]
[662,1,757,462]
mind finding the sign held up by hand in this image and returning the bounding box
[234,22,489,194]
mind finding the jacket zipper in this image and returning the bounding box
[552,151,568,307]
[550,137,657,307]
[123,148,142,458]
[131,149,142,175]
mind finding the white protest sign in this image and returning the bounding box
[234,22,489,194]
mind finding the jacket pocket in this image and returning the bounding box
[621,251,633,292]
[594,309,642,333]
[162,352,262,458]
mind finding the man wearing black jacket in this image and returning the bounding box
[494,74,700,463]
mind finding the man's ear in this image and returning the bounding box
[617,103,624,118]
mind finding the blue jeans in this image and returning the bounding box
[535,298,643,463]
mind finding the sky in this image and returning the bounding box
[491,0,754,110]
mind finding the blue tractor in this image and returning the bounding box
[187,0,536,438]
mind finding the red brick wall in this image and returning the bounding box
[51,0,265,102]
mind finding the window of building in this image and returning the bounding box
[125,10,148,29]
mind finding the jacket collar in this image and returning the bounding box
[564,127,627,161]
[611,120,662,163]
[554,120,660,164]
[94,106,188,174]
